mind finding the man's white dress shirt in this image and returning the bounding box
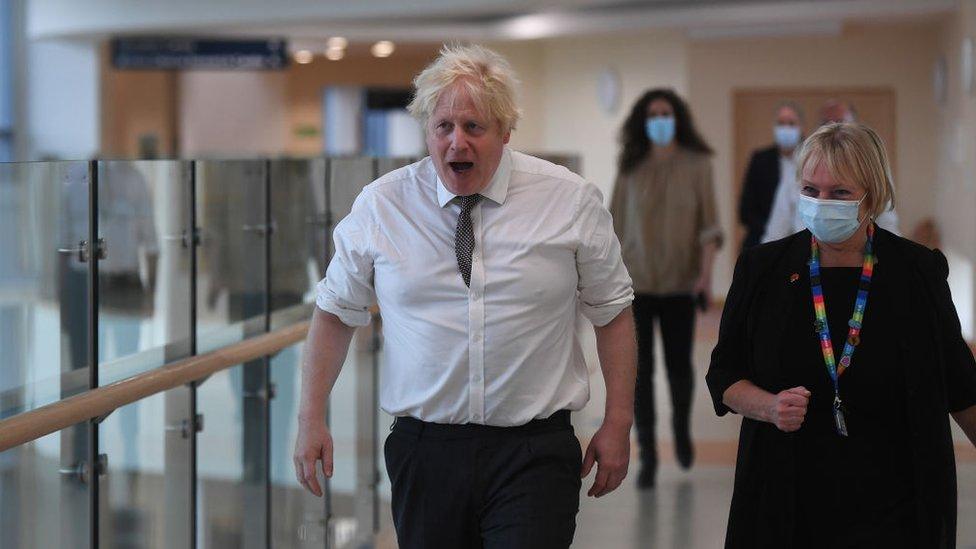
[316,148,634,426]
[762,155,899,243]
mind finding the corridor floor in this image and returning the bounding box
[570,307,976,549]
[375,307,976,548]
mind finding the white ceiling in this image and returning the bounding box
[28,0,955,43]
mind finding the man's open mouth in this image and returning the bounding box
[449,162,474,173]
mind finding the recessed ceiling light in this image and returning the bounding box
[325,47,345,61]
[327,37,348,50]
[294,49,314,64]
[371,41,395,58]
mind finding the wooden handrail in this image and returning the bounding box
[0,320,310,453]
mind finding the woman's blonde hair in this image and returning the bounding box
[407,43,521,134]
[795,122,896,220]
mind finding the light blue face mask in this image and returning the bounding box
[645,116,676,146]
[774,125,801,149]
[798,194,865,243]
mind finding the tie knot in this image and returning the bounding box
[459,194,482,212]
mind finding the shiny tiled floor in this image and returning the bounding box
[569,308,976,549]
[372,308,976,548]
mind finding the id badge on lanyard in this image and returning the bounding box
[809,224,875,437]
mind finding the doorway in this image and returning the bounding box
[732,87,896,248]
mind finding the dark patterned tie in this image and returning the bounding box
[455,194,482,287]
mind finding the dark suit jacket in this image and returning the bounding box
[706,227,976,549]
[738,145,781,250]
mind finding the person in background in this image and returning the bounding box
[295,44,636,548]
[820,98,857,124]
[738,102,805,250]
[707,122,976,548]
[762,99,899,242]
[97,162,159,490]
[609,88,723,489]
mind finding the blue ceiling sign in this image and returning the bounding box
[111,37,289,70]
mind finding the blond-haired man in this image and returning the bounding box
[294,44,637,548]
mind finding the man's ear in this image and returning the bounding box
[503,131,511,145]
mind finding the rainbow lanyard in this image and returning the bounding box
[809,223,875,437]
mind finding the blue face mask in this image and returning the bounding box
[645,116,676,146]
[774,125,801,150]
[798,194,865,243]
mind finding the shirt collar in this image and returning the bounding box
[436,147,512,208]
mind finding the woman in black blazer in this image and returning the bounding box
[707,122,976,548]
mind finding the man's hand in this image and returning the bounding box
[768,386,810,432]
[293,416,333,497]
[581,419,630,498]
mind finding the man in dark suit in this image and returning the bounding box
[738,103,804,249]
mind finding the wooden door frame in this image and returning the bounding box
[731,87,897,248]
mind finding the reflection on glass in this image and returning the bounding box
[98,392,168,548]
[270,341,326,548]
[196,160,268,351]
[0,162,92,547]
[196,365,246,549]
[0,162,92,416]
[375,157,415,181]
[96,160,194,549]
[268,159,328,547]
[0,155,410,549]
[269,158,324,310]
[0,427,90,548]
[97,161,159,368]
[196,160,269,548]
[268,158,321,448]
[324,157,379,546]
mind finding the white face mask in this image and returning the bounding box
[798,194,865,243]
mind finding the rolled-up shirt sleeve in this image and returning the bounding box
[575,183,634,326]
[315,192,376,327]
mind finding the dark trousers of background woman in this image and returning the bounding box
[632,293,696,488]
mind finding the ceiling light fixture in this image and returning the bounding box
[371,41,395,58]
[325,47,345,61]
[294,49,314,64]
[327,37,348,50]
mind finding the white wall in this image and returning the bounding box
[934,2,976,449]
[689,22,943,293]
[386,110,424,157]
[26,38,99,159]
[494,31,690,198]
[498,23,948,297]
[322,86,363,156]
[179,71,288,157]
[486,41,546,153]
[540,30,689,199]
[0,0,13,135]
[934,1,976,342]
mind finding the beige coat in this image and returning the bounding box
[609,148,723,295]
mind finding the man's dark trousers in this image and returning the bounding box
[384,410,582,548]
